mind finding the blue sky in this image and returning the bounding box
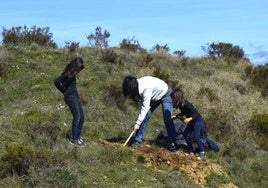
[1,0,268,65]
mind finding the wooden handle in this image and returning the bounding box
[123,131,135,146]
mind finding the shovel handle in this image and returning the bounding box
[123,131,135,146]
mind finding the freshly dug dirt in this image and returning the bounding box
[99,140,237,187]
[132,144,228,186]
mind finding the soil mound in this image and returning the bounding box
[99,140,237,187]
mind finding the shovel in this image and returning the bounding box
[123,131,135,146]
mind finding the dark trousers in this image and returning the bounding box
[183,116,205,152]
[65,95,85,140]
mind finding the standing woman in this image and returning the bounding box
[54,57,86,146]
[122,76,178,151]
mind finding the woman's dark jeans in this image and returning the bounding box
[65,95,85,140]
[183,116,205,152]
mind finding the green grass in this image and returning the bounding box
[0,45,267,187]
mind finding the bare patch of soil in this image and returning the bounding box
[132,144,228,186]
[99,140,237,187]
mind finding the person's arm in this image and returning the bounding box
[183,101,200,124]
[54,74,66,93]
[135,88,152,127]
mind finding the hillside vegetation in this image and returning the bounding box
[0,45,267,188]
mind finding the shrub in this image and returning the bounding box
[152,67,177,88]
[0,143,53,178]
[0,61,8,77]
[25,121,62,148]
[244,65,253,77]
[86,26,110,48]
[103,83,126,111]
[202,42,245,63]
[234,83,247,95]
[197,87,219,102]
[152,44,170,52]
[65,41,79,52]
[173,50,186,58]
[141,52,153,68]
[101,48,118,64]
[250,113,268,150]
[2,25,56,47]
[249,64,268,97]
[119,37,145,52]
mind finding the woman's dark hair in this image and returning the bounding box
[171,88,186,108]
[63,57,85,79]
[122,76,140,101]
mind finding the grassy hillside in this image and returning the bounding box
[0,45,267,187]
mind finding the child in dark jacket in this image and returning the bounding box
[171,88,206,159]
[54,57,86,146]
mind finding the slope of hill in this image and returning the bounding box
[0,46,267,187]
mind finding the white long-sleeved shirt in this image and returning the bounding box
[136,76,168,125]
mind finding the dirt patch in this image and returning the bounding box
[132,144,228,186]
[98,140,237,187]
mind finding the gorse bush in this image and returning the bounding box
[2,25,56,47]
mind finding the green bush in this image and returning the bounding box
[197,87,219,102]
[64,41,79,52]
[244,65,253,77]
[250,113,268,150]
[119,37,144,52]
[25,121,62,148]
[101,48,119,64]
[2,25,56,47]
[202,42,245,63]
[153,66,178,88]
[249,64,268,97]
[0,143,53,178]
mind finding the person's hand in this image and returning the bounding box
[133,124,140,132]
[184,117,192,125]
[172,115,177,120]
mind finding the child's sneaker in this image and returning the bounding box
[69,139,86,147]
[167,142,178,152]
[184,148,195,155]
[197,151,206,160]
[79,138,87,145]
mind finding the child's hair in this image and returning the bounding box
[63,57,85,79]
[122,76,140,101]
[171,88,186,108]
